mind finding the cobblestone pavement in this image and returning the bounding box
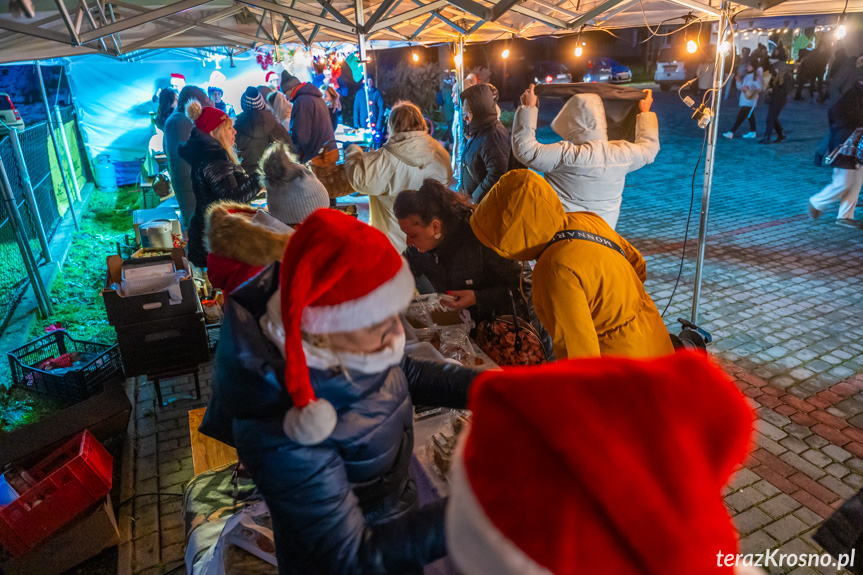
[125,92,863,574]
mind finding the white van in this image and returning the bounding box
[654,46,694,91]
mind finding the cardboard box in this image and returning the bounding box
[102,247,200,327]
[2,497,119,575]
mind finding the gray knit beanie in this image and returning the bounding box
[260,143,329,226]
[241,86,267,112]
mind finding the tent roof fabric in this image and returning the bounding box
[0,0,856,64]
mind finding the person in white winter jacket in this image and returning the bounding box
[723,62,764,139]
[511,84,659,229]
[345,100,452,252]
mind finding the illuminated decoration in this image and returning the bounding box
[501,48,510,59]
[836,23,847,39]
[256,49,275,71]
[454,52,463,66]
[719,41,730,54]
[203,51,227,69]
[413,51,419,62]
[575,44,583,57]
[686,40,698,54]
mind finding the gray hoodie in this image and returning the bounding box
[512,93,659,229]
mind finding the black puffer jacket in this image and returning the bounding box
[828,83,863,170]
[290,83,337,162]
[404,218,524,322]
[202,263,477,575]
[460,84,511,203]
[234,108,290,176]
[178,129,260,267]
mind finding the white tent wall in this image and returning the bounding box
[67,49,316,165]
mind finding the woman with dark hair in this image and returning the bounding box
[345,100,451,252]
[155,88,177,131]
[394,179,525,323]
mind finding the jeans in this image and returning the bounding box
[763,97,787,140]
[730,106,756,134]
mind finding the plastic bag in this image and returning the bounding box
[190,500,277,575]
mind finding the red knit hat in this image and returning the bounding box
[193,106,229,134]
[278,208,415,444]
[446,352,753,575]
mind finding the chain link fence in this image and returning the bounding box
[0,106,88,334]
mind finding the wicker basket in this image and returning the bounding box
[308,148,354,199]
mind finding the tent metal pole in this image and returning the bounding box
[0,151,53,318]
[54,105,81,201]
[690,0,729,326]
[8,128,53,263]
[356,0,372,131]
[36,62,79,231]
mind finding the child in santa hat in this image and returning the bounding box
[445,352,765,575]
[201,208,478,574]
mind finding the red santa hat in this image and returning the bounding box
[266,71,279,83]
[278,209,415,444]
[171,73,185,81]
[446,352,753,575]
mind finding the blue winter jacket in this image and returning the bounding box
[202,263,477,575]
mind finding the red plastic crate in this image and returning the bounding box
[0,430,112,557]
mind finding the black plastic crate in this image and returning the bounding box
[206,323,221,355]
[7,331,124,404]
[115,313,209,378]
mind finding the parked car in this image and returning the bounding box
[0,93,25,134]
[527,61,572,85]
[654,46,696,91]
[582,57,632,83]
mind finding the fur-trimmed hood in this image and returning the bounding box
[205,201,291,267]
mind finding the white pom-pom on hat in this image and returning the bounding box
[283,397,338,445]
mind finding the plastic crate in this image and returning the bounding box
[206,323,221,354]
[115,313,209,378]
[7,331,124,404]
[0,430,113,557]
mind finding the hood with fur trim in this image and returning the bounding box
[206,201,291,267]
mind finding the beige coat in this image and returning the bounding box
[345,131,452,252]
[512,94,659,229]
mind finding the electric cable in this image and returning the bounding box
[660,121,709,318]
[116,491,184,509]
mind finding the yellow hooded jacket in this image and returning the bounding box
[470,170,674,360]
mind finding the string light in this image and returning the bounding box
[454,53,462,66]
[836,24,847,39]
[501,48,510,59]
[686,40,698,54]
[575,44,583,57]
[719,40,730,54]
[412,51,419,62]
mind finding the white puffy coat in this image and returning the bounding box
[345,131,452,252]
[511,94,659,229]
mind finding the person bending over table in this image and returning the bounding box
[199,209,477,575]
[470,169,674,360]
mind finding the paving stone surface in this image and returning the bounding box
[127,92,863,574]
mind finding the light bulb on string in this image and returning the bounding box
[412,51,419,62]
[501,48,510,59]
[686,39,698,54]
[719,41,730,55]
[454,53,463,67]
[836,24,847,39]
[575,44,583,57]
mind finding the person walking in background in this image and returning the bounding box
[724,47,750,101]
[344,100,451,251]
[353,75,385,132]
[470,170,674,360]
[164,86,212,228]
[760,63,794,143]
[795,44,829,101]
[460,83,510,203]
[723,61,762,140]
[512,84,658,230]
[809,82,863,229]
[288,80,336,163]
[266,90,292,132]
[452,73,477,189]
[208,85,235,119]
[178,101,261,268]
[323,85,343,130]
[826,54,863,105]
[234,86,290,177]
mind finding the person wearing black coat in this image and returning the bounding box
[178,101,260,268]
[394,179,523,322]
[198,209,478,575]
[460,84,511,204]
[289,82,337,163]
[760,65,794,143]
[234,86,290,176]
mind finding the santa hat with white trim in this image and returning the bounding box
[278,208,415,445]
[446,352,753,575]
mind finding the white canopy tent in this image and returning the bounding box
[0,0,858,64]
